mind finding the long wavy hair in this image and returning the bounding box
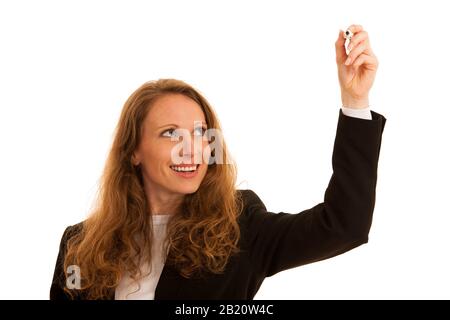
[63,79,244,299]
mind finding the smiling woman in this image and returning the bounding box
[51,79,243,300]
[51,68,386,300]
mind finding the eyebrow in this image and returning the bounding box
[157,122,207,129]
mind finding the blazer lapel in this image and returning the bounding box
[154,263,183,300]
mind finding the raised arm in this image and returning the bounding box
[242,108,386,278]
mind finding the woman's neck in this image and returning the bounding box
[146,189,184,216]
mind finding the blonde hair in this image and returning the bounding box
[63,79,244,299]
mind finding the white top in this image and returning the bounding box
[114,214,172,300]
[114,106,372,299]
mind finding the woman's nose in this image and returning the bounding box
[179,134,204,163]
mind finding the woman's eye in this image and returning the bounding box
[162,129,180,138]
[162,127,206,138]
[194,127,206,136]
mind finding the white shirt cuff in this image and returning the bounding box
[341,106,372,120]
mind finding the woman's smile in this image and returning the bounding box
[169,164,201,179]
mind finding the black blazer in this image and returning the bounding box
[50,109,386,300]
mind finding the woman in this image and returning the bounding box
[50,25,386,300]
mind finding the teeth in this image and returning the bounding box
[170,165,198,172]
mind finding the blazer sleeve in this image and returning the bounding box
[244,109,387,278]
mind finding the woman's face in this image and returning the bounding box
[133,93,210,196]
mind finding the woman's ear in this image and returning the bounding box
[131,153,141,166]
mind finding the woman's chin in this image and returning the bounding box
[171,185,200,195]
[168,179,202,194]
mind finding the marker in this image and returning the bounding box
[344,29,353,40]
[344,29,353,55]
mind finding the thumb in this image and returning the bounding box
[335,29,347,63]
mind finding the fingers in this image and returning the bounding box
[336,29,346,46]
[346,24,364,36]
[336,25,376,67]
[345,39,369,65]
[347,30,369,52]
[336,25,365,63]
[335,30,347,62]
[352,53,378,70]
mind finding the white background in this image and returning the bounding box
[1,0,449,299]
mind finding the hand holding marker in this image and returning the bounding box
[336,25,379,109]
